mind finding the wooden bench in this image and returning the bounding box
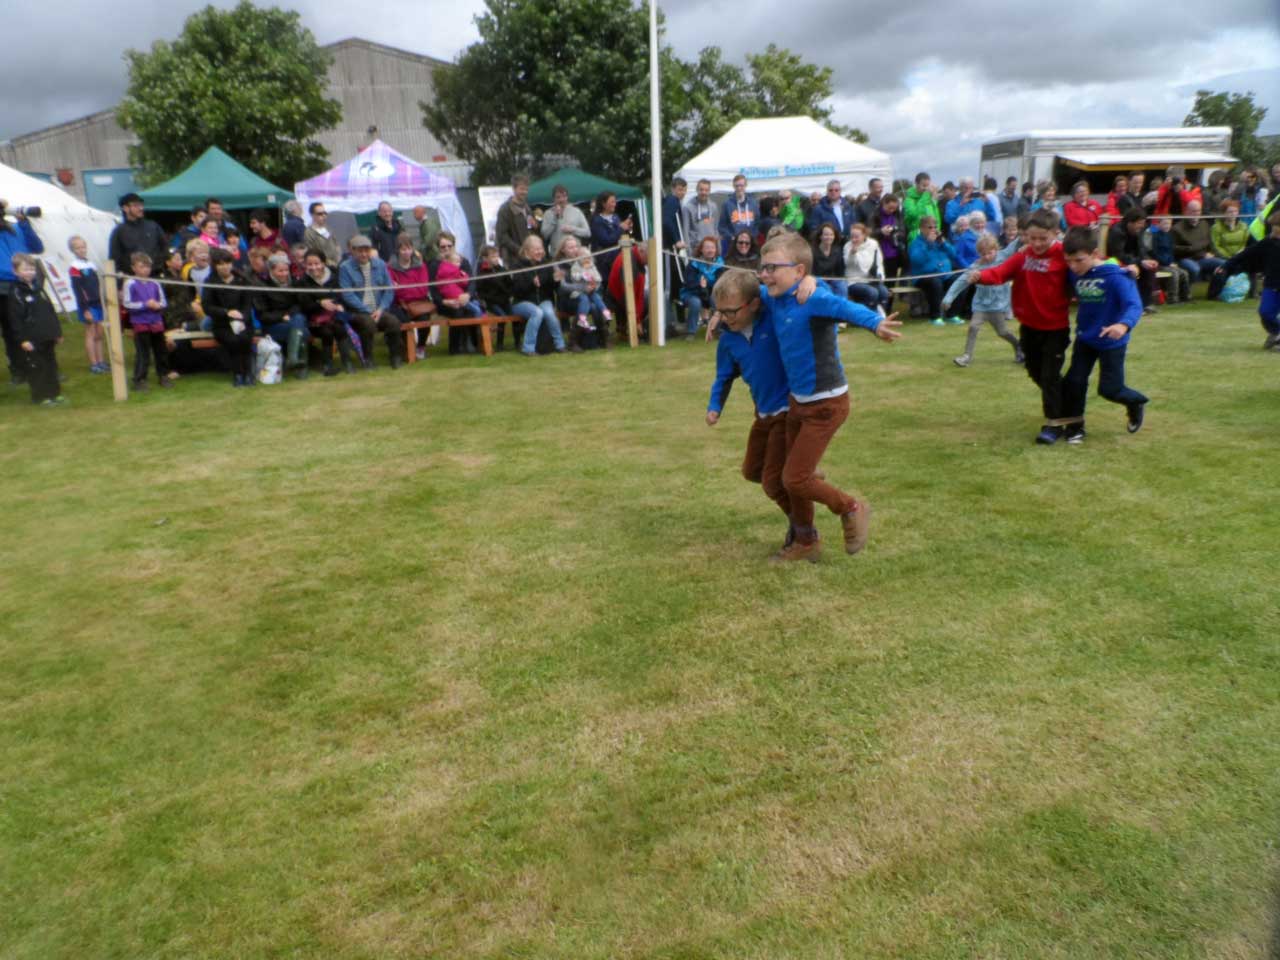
[886,285,927,318]
[401,314,515,361]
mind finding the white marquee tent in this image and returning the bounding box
[676,116,893,197]
[0,161,119,310]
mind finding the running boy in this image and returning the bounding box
[1216,209,1280,349]
[942,233,1022,367]
[759,232,902,563]
[1060,226,1148,442]
[968,207,1073,444]
[705,268,795,550]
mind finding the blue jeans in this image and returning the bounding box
[515,300,564,353]
[848,282,891,311]
[827,279,848,300]
[265,309,308,347]
[1178,256,1224,284]
[681,291,708,331]
[571,291,608,318]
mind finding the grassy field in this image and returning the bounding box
[2,299,1278,959]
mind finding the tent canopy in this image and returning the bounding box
[295,139,474,262]
[528,168,644,205]
[0,160,118,311]
[138,147,293,211]
[675,116,893,197]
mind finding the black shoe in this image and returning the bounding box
[1064,425,1086,445]
[1126,401,1146,434]
[1034,425,1061,445]
[389,355,402,370]
[323,363,338,377]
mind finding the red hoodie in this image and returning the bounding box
[977,243,1071,331]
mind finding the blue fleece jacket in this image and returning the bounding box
[944,194,996,227]
[765,282,881,402]
[907,235,961,276]
[1072,261,1142,350]
[0,219,45,283]
[953,230,980,267]
[707,305,790,416]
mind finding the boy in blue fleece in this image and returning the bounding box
[705,269,797,550]
[1060,226,1149,443]
[759,232,902,562]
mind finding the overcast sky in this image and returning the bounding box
[3,0,1278,183]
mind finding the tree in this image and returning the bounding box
[117,2,342,188]
[424,0,864,186]
[1184,89,1268,168]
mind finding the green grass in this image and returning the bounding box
[2,300,1278,959]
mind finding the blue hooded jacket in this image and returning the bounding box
[765,282,881,402]
[708,299,789,416]
[1072,260,1142,350]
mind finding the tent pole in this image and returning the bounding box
[648,0,665,347]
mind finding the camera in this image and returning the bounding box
[0,200,41,219]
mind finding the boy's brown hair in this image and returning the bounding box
[761,231,812,271]
[1027,208,1060,232]
[130,252,153,268]
[1062,226,1098,256]
[10,252,38,271]
[712,266,759,305]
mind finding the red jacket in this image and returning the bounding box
[977,243,1071,330]
[388,260,431,304]
[1063,199,1102,228]
[607,248,646,330]
[1155,183,1202,216]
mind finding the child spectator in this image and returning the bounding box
[1001,214,1020,250]
[295,248,356,376]
[1216,210,1280,349]
[705,268,795,549]
[510,234,565,356]
[475,245,515,351]
[681,235,724,341]
[907,216,962,325]
[757,232,902,563]
[159,248,196,355]
[943,233,1022,367]
[556,235,609,350]
[1149,217,1190,304]
[1060,226,1149,442]
[8,253,64,405]
[121,252,171,390]
[844,222,891,315]
[67,235,107,374]
[222,225,243,261]
[202,247,255,387]
[969,207,1074,444]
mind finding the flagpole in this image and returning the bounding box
[648,0,665,346]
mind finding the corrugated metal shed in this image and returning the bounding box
[0,38,462,204]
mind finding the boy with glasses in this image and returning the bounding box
[758,233,902,563]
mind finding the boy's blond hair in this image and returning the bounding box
[976,233,998,253]
[713,267,759,305]
[185,238,209,258]
[760,231,812,272]
[11,252,38,271]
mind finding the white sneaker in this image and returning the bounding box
[953,355,970,367]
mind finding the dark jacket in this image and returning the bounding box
[160,269,197,329]
[294,270,343,319]
[1107,224,1152,266]
[201,274,253,337]
[1223,237,1280,290]
[476,260,513,313]
[7,278,61,342]
[369,216,404,264]
[856,195,882,226]
[281,214,306,247]
[661,194,685,247]
[509,257,557,304]
[108,217,168,274]
[495,197,534,264]
[808,195,858,241]
[253,278,298,326]
[811,243,845,281]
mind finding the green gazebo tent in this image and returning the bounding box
[138,147,294,211]
[528,167,649,238]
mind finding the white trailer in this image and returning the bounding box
[979,127,1235,193]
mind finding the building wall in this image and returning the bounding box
[0,39,457,207]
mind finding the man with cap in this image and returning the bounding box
[337,234,404,369]
[108,193,168,276]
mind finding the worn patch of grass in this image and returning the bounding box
[2,299,1278,958]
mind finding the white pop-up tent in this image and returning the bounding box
[295,140,474,263]
[676,116,893,197]
[0,161,119,310]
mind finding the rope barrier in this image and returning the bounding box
[98,245,627,296]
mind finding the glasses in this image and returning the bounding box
[758,262,798,275]
[716,303,751,319]
[736,238,752,245]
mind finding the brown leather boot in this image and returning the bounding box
[769,538,821,564]
[840,498,872,555]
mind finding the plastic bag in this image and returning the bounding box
[1220,273,1249,304]
[254,335,283,384]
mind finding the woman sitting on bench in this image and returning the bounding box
[388,233,434,360]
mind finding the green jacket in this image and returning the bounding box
[1212,220,1248,260]
[903,187,941,242]
[780,197,806,231]
[417,206,443,259]
[1248,196,1278,241]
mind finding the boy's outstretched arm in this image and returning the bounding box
[706,339,739,425]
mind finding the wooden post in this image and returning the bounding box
[647,237,661,347]
[620,236,639,348]
[101,260,128,402]
[1098,215,1110,258]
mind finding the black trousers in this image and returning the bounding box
[25,339,60,402]
[0,290,26,379]
[1062,341,1148,421]
[132,329,170,383]
[214,330,254,379]
[1018,325,1070,421]
[916,276,944,318]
